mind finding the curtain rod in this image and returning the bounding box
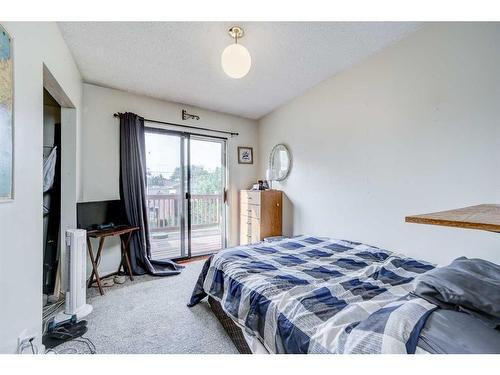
[113,113,239,137]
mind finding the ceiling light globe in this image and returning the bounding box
[221,43,251,79]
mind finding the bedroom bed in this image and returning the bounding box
[188,235,500,354]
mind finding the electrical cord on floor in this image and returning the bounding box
[29,339,37,354]
[48,326,97,354]
[71,338,96,354]
[44,338,96,354]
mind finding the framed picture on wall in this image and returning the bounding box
[238,146,253,164]
[0,24,13,202]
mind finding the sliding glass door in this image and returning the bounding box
[145,129,226,260]
[145,130,187,259]
[189,136,226,256]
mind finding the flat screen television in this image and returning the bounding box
[77,200,128,230]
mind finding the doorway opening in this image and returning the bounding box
[42,89,61,303]
[144,128,227,260]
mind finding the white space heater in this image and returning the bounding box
[56,229,92,322]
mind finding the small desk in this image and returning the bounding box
[405,204,500,233]
[86,225,139,295]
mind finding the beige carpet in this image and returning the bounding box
[57,260,238,354]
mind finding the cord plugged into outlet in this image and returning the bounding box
[17,330,38,354]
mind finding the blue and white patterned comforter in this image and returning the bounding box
[189,236,437,354]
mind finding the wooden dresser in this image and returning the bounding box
[240,190,282,245]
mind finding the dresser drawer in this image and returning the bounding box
[240,189,282,245]
[240,190,261,206]
[249,229,260,244]
[240,202,260,219]
[240,215,260,245]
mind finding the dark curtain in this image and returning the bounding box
[119,112,184,276]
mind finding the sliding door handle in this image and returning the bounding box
[185,192,190,200]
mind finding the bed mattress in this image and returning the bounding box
[190,235,441,354]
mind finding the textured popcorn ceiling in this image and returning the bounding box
[58,22,421,119]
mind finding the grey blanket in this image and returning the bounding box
[413,257,500,327]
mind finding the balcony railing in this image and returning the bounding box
[146,194,222,232]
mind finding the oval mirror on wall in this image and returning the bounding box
[269,144,291,181]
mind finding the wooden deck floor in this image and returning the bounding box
[150,226,222,260]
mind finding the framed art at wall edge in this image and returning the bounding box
[0,24,13,202]
[238,146,253,164]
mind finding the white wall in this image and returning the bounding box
[81,84,259,275]
[0,22,82,353]
[258,23,500,266]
